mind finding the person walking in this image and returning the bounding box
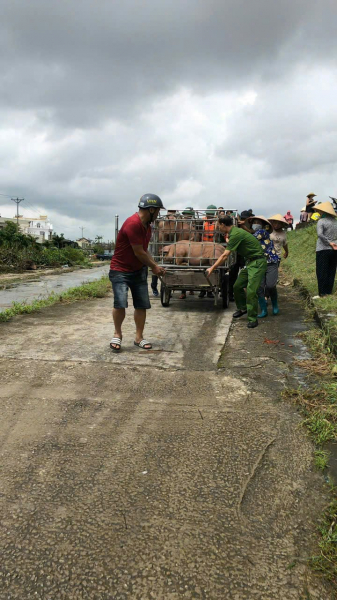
[314,201,337,297]
[245,216,280,317]
[109,194,165,353]
[206,216,267,329]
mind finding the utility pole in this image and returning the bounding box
[11,197,24,228]
[79,226,85,239]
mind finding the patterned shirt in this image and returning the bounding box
[253,229,279,263]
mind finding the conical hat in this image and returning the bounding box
[314,202,336,218]
[246,215,272,227]
[268,214,288,224]
[307,193,317,197]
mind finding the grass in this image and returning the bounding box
[0,276,110,322]
[314,449,330,471]
[311,493,337,585]
[282,323,337,587]
[283,225,337,341]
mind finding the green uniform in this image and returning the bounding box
[227,227,267,322]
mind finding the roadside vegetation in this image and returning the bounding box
[0,276,110,323]
[281,226,337,585]
[0,221,91,272]
[283,327,337,585]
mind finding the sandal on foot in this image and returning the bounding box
[134,340,152,350]
[179,293,186,299]
[110,337,122,353]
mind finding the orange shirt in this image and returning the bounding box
[203,220,215,241]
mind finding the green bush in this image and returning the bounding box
[0,223,90,272]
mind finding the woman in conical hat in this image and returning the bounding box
[245,215,280,317]
[269,214,289,263]
[314,201,337,297]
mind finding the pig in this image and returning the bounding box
[162,241,225,266]
[158,217,200,244]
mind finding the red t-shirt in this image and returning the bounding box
[110,213,152,272]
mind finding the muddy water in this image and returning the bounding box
[0,265,110,312]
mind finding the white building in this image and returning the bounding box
[0,214,53,243]
[26,216,53,243]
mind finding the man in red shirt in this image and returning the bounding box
[109,194,165,353]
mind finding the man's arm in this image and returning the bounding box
[132,245,165,275]
[205,249,231,277]
[283,243,289,258]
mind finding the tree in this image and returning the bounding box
[0,221,38,249]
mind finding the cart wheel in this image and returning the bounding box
[221,274,229,309]
[160,284,171,307]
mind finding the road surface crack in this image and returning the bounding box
[237,434,277,520]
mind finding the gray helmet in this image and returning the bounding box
[138,193,165,209]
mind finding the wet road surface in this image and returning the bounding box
[0,265,109,312]
[0,288,333,599]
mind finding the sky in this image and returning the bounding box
[0,0,336,240]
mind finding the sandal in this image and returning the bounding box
[134,340,152,350]
[110,337,122,353]
[179,293,186,299]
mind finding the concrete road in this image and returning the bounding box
[0,289,333,599]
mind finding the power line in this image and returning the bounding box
[24,201,42,218]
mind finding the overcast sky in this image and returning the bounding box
[0,0,336,240]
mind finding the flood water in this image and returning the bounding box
[0,265,110,312]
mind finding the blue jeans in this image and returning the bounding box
[109,267,151,309]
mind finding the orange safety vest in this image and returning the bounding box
[203,220,216,241]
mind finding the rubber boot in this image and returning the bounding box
[257,297,268,318]
[270,289,279,315]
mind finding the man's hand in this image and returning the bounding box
[331,243,337,251]
[283,250,288,259]
[205,267,213,278]
[153,264,166,276]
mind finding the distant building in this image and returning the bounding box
[76,237,92,249]
[0,214,53,243]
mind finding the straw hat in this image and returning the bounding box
[307,193,317,198]
[314,202,336,218]
[246,215,272,227]
[268,213,288,224]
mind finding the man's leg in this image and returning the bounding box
[233,267,249,311]
[131,267,152,349]
[112,309,126,347]
[109,270,128,350]
[134,309,148,345]
[151,275,159,296]
[246,260,267,323]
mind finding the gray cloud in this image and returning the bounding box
[0,0,336,238]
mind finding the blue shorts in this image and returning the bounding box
[109,267,151,310]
